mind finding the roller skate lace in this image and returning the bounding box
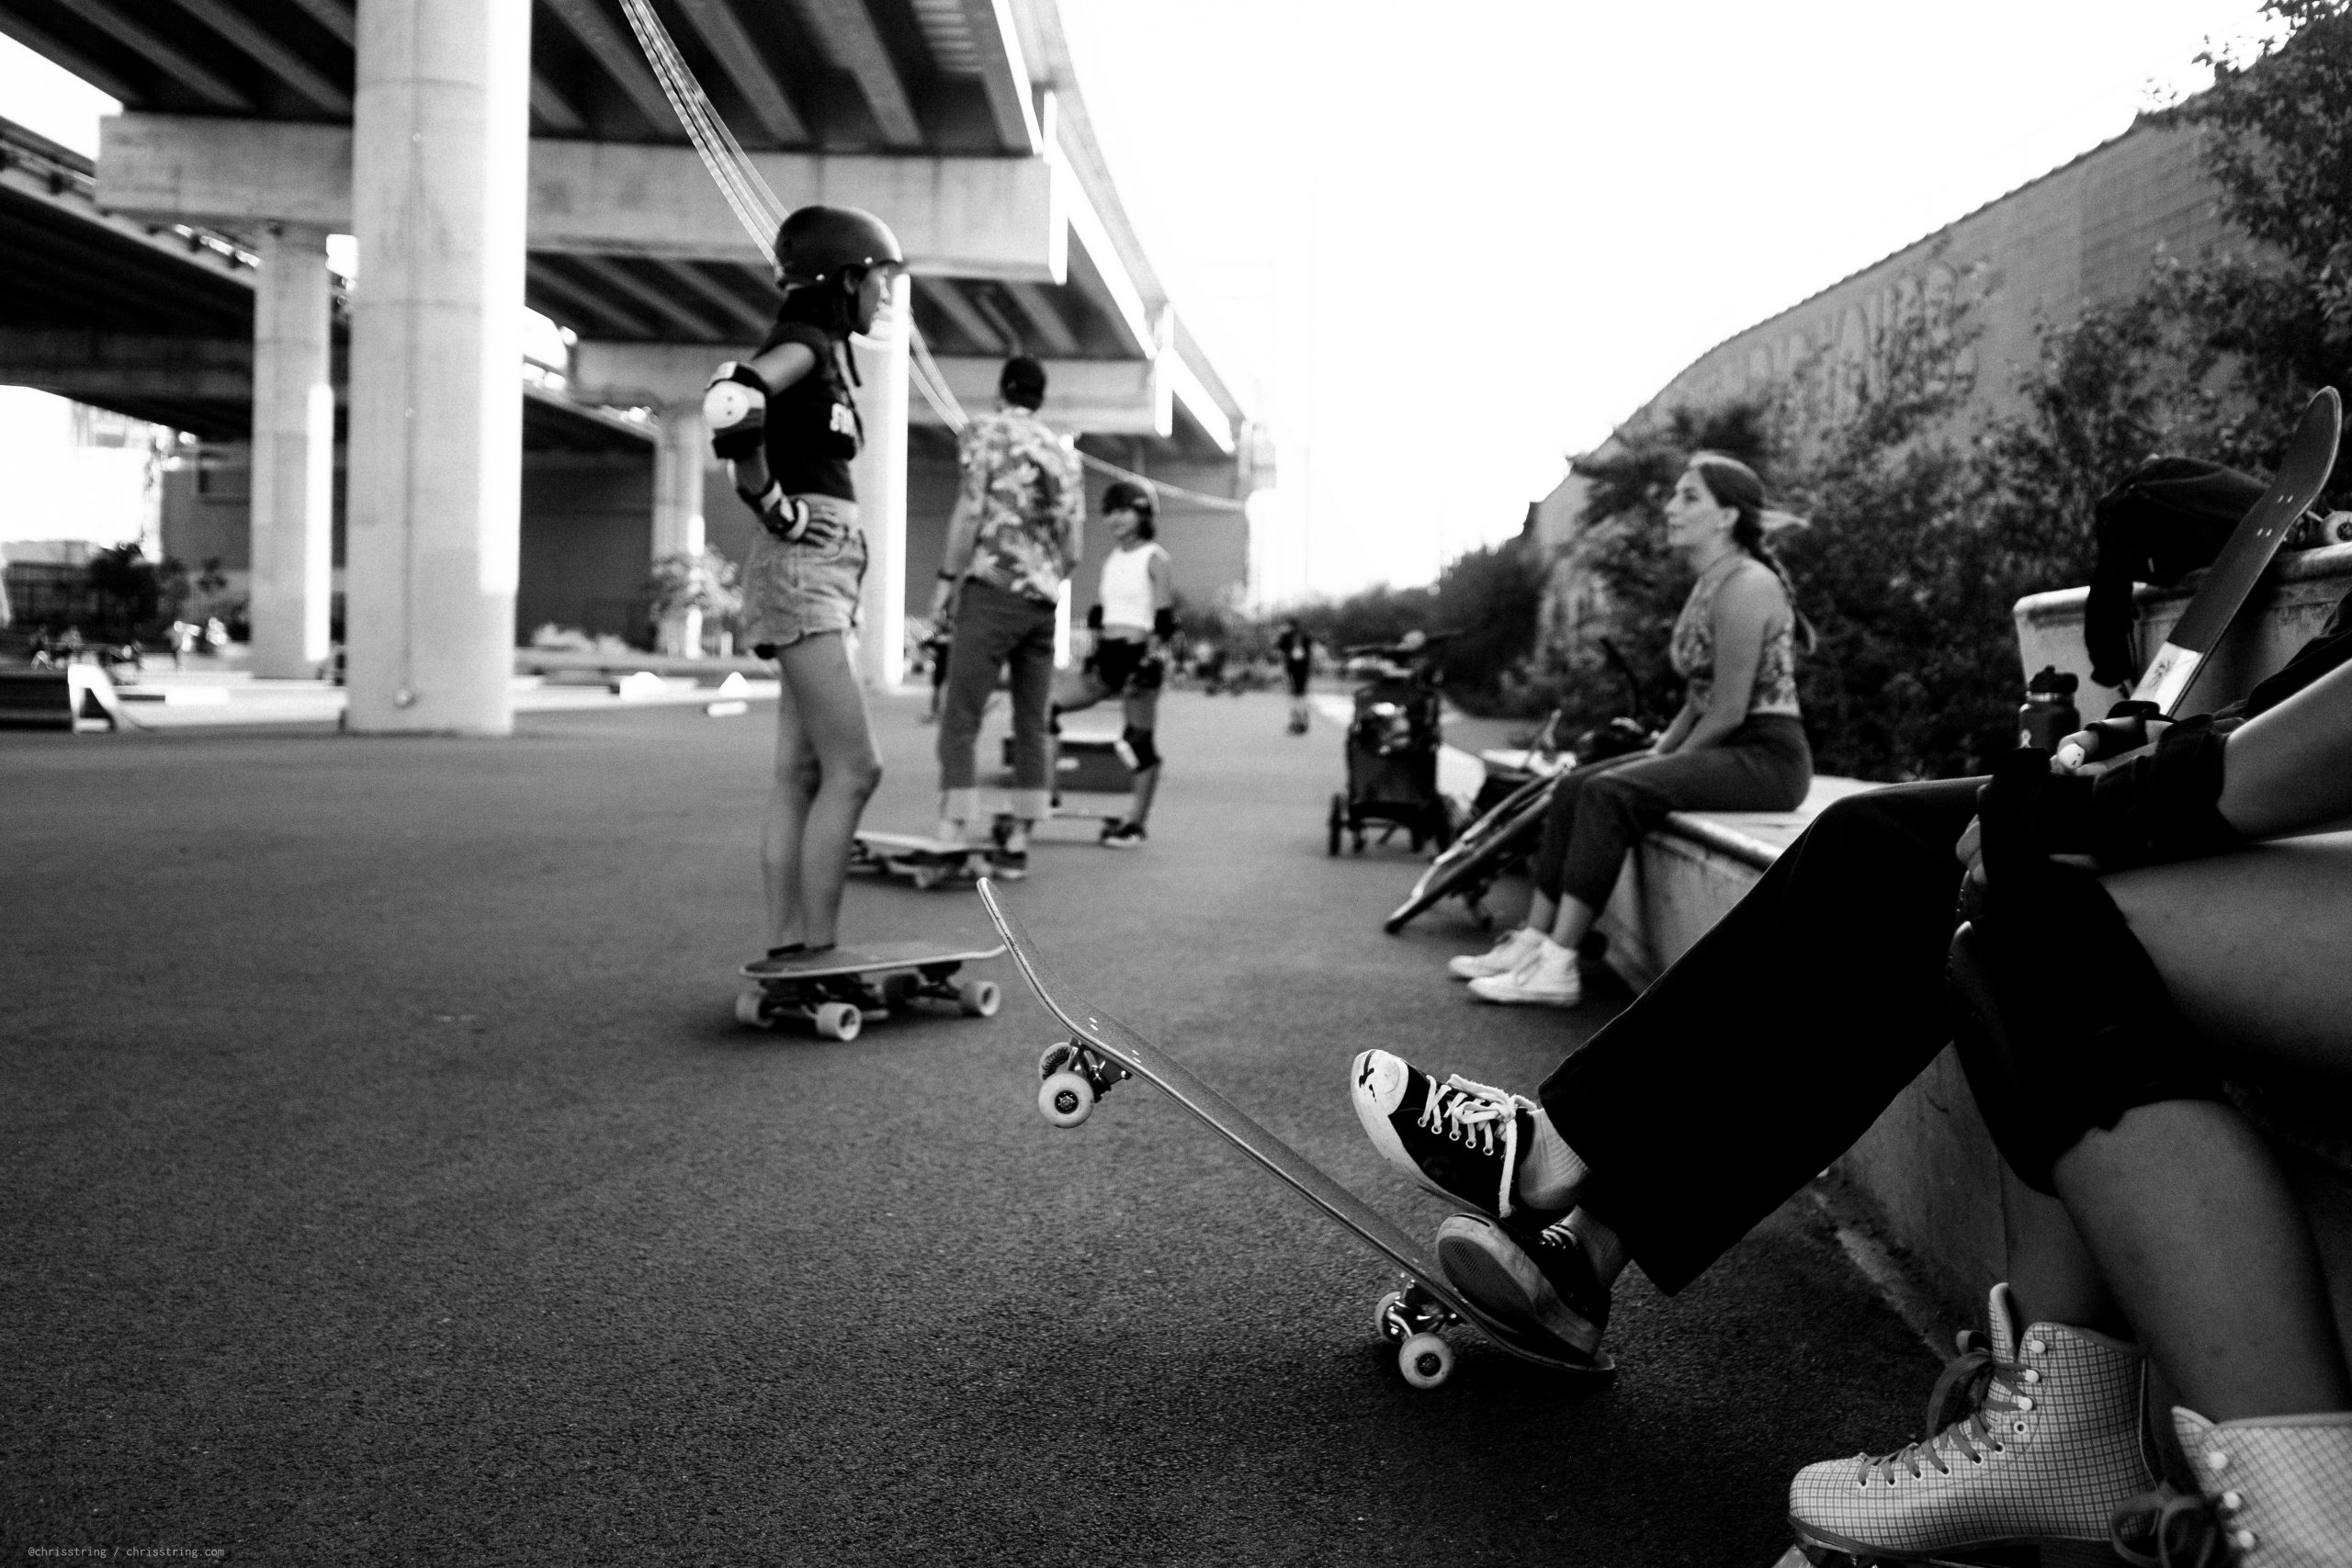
[1857,1330,2030,1484]
[2108,1486,2237,1568]
[1417,1074,1531,1215]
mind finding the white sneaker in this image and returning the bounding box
[1447,926,1542,980]
[1467,939,1583,1006]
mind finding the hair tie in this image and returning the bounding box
[1758,508,1810,534]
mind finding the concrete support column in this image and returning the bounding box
[652,400,708,657]
[343,0,530,734]
[248,223,335,680]
[850,271,910,688]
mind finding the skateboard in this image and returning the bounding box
[978,879,1614,1390]
[2114,386,2342,720]
[735,940,1007,1041]
[850,831,999,890]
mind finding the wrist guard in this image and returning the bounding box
[739,482,809,543]
[1995,726,2243,869]
[1152,607,1177,640]
[704,362,768,460]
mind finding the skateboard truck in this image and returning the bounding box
[1374,1278,1465,1390]
[1035,1040,1132,1127]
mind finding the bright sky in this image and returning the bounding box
[0,4,2282,597]
[1064,0,2280,602]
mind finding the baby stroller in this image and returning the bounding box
[1327,632,1455,856]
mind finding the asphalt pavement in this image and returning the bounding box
[3,683,1939,1565]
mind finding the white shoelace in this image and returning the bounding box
[1415,1074,1534,1217]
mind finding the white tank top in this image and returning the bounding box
[1098,542,1165,631]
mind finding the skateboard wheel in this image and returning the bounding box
[881,973,920,1007]
[956,979,1000,1018]
[1397,1332,1454,1390]
[734,986,772,1029]
[814,1001,863,1042]
[1374,1290,1408,1342]
[1039,1069,1094,1127]
[1038,1042,1077,1077]
[910,866,941,891]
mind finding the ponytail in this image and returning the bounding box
[1689,452,1817,653]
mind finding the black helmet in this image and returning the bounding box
[773,205,904,287]
[1101,479,1156,520]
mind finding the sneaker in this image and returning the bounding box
[1447,926,1543,980]
[1788,1283,2157,1562]
[1434,1213,1610,1359]
[989,846,1029,881]
[1349,1050,1549,1221]
[1100,819,1147,849]
[2109,1406,2352,1566]
[1466,940,1583,1006]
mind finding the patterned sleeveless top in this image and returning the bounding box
[1668,554,1801,719]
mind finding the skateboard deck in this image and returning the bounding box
[735,939,1007,1041]
[851,831,997,889]
[2129,386,2342,716]
[978,879,1613,1389]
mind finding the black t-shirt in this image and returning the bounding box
[755,316,860,502]
[1277,629,1312,670]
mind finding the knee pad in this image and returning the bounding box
[1122,725,1159,772]
[1945,751,2222,1192]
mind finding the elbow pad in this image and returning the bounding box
[1152,608,1177,640]
[704,362,769,459]
[1085,603,1104,630]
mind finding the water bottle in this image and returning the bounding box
[2018,666,2080,751]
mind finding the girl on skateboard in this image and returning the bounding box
[701,205,902,976]
[1052,480,1174,846]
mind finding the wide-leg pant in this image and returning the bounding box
[1540,777,1984,1293]
[937,579,1058,822]
[1533,716,1814,910]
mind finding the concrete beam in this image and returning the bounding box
[0,328,254,400]
[167,0,354,115]
[97,114,1068,279]
[670,0,808,146]
[798,0,922,149]
[961,0,1041,155]
[53,0,250,109]
[571,342,1170,439]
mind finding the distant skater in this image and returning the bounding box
[702,204,902,977]
[928,356,1085,879]
[1277,619,1314,734]
[1053,480,1175,847]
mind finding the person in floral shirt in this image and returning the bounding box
[927,355,1084,876]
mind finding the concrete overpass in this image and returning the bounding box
[0,0,1261,729]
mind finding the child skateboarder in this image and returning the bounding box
[1053,480,1174,847]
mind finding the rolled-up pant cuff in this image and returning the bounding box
[941,787,981,823]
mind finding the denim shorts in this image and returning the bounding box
[740,495,865,655]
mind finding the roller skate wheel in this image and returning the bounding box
[1374,1290,1408,1342]
[956,979,1001,1018]
[1397,1332,1453,1389]
[1039,1069,1094,1127]
[735,986,772,1029]
[814,1001,863,1042]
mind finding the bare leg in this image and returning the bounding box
[771,631,882,950]
[2213,656,2352,839]
[2001,1166,2127,1336]
[1544,892,1599,950]
[1523,889,1557,933]
[761,670,820,950]
[1127,765,1160,827]
[2055,846,2352,1420]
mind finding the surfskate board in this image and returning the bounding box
[850,831,998,890]
[735,940,1007,1041]
[978,879,1613,1390]
[2118,386,2342,720]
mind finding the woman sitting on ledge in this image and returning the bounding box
[1453,452,1814,1007]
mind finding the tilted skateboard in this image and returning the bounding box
[735,940,1006,1041]
[978,880,1614,1390]
[850,831,999,891]
[2109,386,2342,722]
